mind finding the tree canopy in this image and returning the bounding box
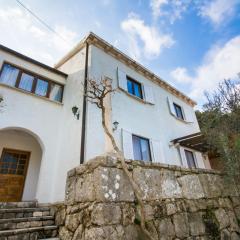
[196,79,240,182]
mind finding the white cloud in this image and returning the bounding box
[121,14,174,60]
[0,7,78,65]
[150,0,168,18]
[150,0,190,23]
[171,35,240,103]
[199,0,238,26]
[170,67,193,84]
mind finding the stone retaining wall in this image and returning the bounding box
[57,155,240,239]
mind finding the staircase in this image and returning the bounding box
[0,202,58,240]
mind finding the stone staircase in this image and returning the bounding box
[0,201,58,240]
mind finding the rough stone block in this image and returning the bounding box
[75,174,95,202]
[65,213,81,232]
[94,167,134,202]
[72,224,83,240]
[178,175,205,199]
[133,168,181,200]
[157,218,175,238]
[84,226,125,240]
[55,207,66,226]
[173,213,190,238]
[91,203,121,225]
[166,202,177,215]
[65,176,76,204]
[214,208,230,229]
[59,226,73,240]
[122,204,135,225]
[188,212,205,236]
[198,174,223,198]
[160,169,182,199]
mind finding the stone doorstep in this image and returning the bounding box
[0,215,54,224]
[0,226,58,237]
[0,202,37,209]
[0,207,50,213]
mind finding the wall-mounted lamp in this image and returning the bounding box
[72,106,80,120]
[113,121,119,131]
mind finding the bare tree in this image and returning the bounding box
[0,95,4,112]
[85,77,155,240]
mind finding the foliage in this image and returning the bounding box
[196,79,240,182]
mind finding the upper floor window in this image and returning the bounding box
[0,63,64,102]
[132,135,151,161]
[184,149,196,168]
[173,103,184,120]
[127,76,143,99]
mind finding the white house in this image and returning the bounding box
[0,32,211,204]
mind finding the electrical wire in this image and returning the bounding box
[15,0,71,45]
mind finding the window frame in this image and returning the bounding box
[132,134,152,162]
[0,61,64,102]
[126,76,143,99]
[173,102,185,120]
[0,148,31,175]
[184,149,197,168]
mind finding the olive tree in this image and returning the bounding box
[196,79,240,183]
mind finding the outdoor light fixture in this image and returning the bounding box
[72,106,80,120]
[113,121,119,131]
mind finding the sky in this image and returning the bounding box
[0,0,240,107]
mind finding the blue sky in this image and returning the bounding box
[0,0,240,107]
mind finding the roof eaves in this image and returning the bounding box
[54,32,197,106]
[0,44,68,77]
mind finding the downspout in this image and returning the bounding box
[80,42,89,164]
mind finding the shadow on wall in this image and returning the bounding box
[0,126,44,202]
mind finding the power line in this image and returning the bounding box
[15,0,71,45]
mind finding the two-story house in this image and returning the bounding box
[0,32,211,204]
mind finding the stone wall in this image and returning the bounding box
[57,155,240,240]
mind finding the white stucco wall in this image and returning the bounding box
[0,42,210,203]
[87,45,208,168]
[0,49,85,203]
[0,129,42,200]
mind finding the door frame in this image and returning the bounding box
[0,148,31,201]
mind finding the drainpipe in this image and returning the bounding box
[80,42,89,164]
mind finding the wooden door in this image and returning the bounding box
[0,149,30,202]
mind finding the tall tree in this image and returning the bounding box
[196,79,240,183]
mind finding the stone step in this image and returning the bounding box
[0,207,51,219]
[0,226,58,239]
[0,201,37,209]
[39,238,59,240]
[0,216,54,230]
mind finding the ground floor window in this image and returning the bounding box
[184,149,196,168]
[132,135,151,161]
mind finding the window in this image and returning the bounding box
[18,73,34,92]
[132,135,151,161]
[173,103,184,120]
[35,79,48,97]
[50,83,63,102]
[184,149,196,168]
[0,63,19,87]
[127,77,143,99]
[0,62,64,102]
[0,149,30,175]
